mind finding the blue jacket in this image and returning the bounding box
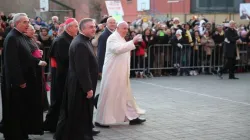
[34,16,47,27]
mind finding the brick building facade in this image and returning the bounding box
[0,0,250,24]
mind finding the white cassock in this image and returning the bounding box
[95,31,146,125]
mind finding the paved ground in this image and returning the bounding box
[1,73,250,140]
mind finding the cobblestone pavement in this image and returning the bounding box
[1,73,250,140]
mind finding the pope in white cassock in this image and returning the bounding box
[95,21,146,127]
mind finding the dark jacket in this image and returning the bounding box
[54,34,98,140]
[170,36,186,52]
[48,31,74,130]
[224,28,239,58]
[3,26,12,38]
[212,31,225,44]
[2,28,43,139]
[50,31,73,78]
[97,27,112,73]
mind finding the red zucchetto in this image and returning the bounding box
[59,23,65,27]
[64,18,75,25]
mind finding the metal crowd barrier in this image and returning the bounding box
[0,44,248,81]
[236,44,249,72]
[130,43,249,77]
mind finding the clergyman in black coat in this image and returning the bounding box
[1,13,47,140]
[54,18,98,140]
[44,18,78,132]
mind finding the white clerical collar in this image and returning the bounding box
[80,33,92,40]
[14,27,23,34]
[80,33,86,36]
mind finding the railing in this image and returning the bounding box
[0,44,248,80]
[130,44,249,78]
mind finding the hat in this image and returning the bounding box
[117,21,127,27]
[195,22,200,25]
[173,17,180,22]
[241,30,247,36]
[59,23,65,27]
[216,24,223,28]
[176,29,182,35]
[64,18,75,25]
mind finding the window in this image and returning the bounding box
[199,0,234,8]
[199,0,208,7]
[191,0,243,13]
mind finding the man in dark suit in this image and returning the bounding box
[218,20,240,79]
[1,13,47,140]
[97,17,116,77]
[94,17,116,109]
[54,18,98,140]
[44,18,78,133]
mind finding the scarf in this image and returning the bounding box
[39,32,50,41]
[219,30,224,36]
[195,36,201,43]
[194,36,201,50]
[186,30,193,43]
[177,35,182,40]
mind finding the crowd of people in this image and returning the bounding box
[0,10,250,140]
[1,12,250,78]
[123,16,250,77]
[0,12,146,140]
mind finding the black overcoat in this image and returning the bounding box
[2,28,43,139]
[54,34,98,140]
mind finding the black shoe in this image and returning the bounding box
[217,71,223,79]
[23,134,31,140]
[129,118,146,125]
[0,123,3,133]
[94,122,110,128]
[43,126,55,133]
[92,128,100,136]
[84,135,94,140]
[43,122,56,133]
[229,77,239,80]
[211,70,217,75]
[205,72,212,75]
[185,72,191,76]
